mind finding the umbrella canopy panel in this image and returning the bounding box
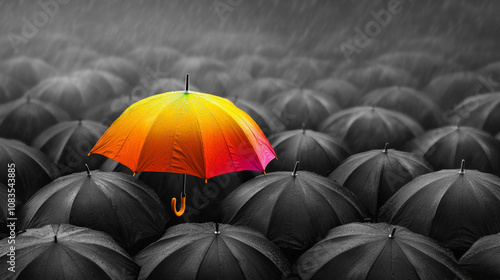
[459,233,500,279]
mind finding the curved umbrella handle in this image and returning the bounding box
[171,193,186,216]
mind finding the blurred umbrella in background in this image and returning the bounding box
[222,164,367,261]
[227,97,286,136]
[379,160,500,258]
[260,56,330,86]
[18,169,169,255]
[265,88,340,130]
[0,183,23,239]
[336,64,418,94]
[0,56,55,89]
[230,54,272,78]
[83,94,143,126]
[310,78,361,108]
[319,106,423,154]
[138,171,243,224]
[126,45,184,73]
[370,51,463,88]
[403,125,500,176]
[451,92,500,135]
[0,224,139,280]
[0,97,70,144]
[195,69,252,97]
[50,46,101,72]
[296,223,468,280]
[230,77,295,103]
[32,120,108,175]
[148,77,200,96]
[0,73,25,104]
[86,56,141,87]
[134,222,292,280]
[478,60,500,82]
[267,129,350,176]
[329,144,433,218]
[423,71,489,111]
[89,77,276,217]
[359,86,443,129]
[172,56,226,81]
[0,138,57,203]
[459,233,500,279]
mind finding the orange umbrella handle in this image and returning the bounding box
[171,193,186,216]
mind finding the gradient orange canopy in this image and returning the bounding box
[89,90,277,180]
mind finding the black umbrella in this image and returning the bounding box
[359,86,443,129]
[0,56,55,89]
[32,120,108,175]
[259,56,329,86]
[296,223,469,280]
[265,88,341,130]
[173,56,227,82]
[310,78,361,108]
[0,138,57,203]
[403,125,500,176]
[459,233,500,279]
[222,163,367,260]
[229,54,271,78]
[423,71,489,111]
[478,60,500,82]
[50,46,101,72]
[0,224,139,280]
[195,70,251,97]
[148,77,200,96]
[87,56,141,87]
[18,168,169,254]
[0,73,25,104]
[138,171,243,224]
[319,106,423,154]
[0,97,70,144]
[227,97,285,136]
[267,129,350,176]
[230,77,295,104]
[134,222,292,280]
[379,160,500,258]
[329,144,433,218]
[83,95,143,126]
[126,45,183,73]
[450,93,500,135]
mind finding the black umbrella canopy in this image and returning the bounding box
[86,56,141,86]
[134,222,292,280]
[18,169,169,254]
[310,78,361,108]
[229,77,295,104]
[194,70,252,97]
[229,54,272,78]
[379,161,500,258]
[423,71,490,111]
[0,56,55,89]
[0,138,57,203]
[0,183,23,239]
[329,144,433,218]
[296,223,469,280]
[222,167,367,261]
[265,88,341,130]
[50,46,101,72]
[459,233,500,279]
[319,106,423,154]
[0,97,70,144]
[0,73,25,104]
[403,125,500,176]
[172,56,227,82]
[148,77,200,96]
[0,224,139,280]
[450,92,500,136]
[336,64,418,94]
[478,60,500,82]
[370,51,463,88]
[31,120,108,175]
[259,56,330,86]
[83,94,143,126]
[126,45,184,72]
[226,97,285,137]
[138,171,243,224]
[359,86,443,129]
[267,129,350,176]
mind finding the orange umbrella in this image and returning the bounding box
[89,75,276,216]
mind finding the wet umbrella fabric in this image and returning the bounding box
[0,56,55,89]
[230,77,295,104]
[267,129,350,176]
[329,146,433,218]
[83,95,143,126]
[0,224,139,280]
[87,56,141,86]
[451,93,500,136]
[459,233,500,279]
[0,138,57,203]
[296,223,469,280]
[319,106,423,154]
[32,120,108,175]
[0,97,70,144]
[403,125,500,176]
[310,78,361,108]
[18,170,168,253]
[222,170,367,260]
[134,222,292,280]
[379,165,500,258]
[0,73,25,104]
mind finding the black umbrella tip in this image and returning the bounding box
[292,161,300,176]
[184,73,190,93]
[389,227,396,239]
[383,143,389,153]
[459,159,465,174]
[85,164,91,176]
[214,223,220,235]
[54,235,58,243]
